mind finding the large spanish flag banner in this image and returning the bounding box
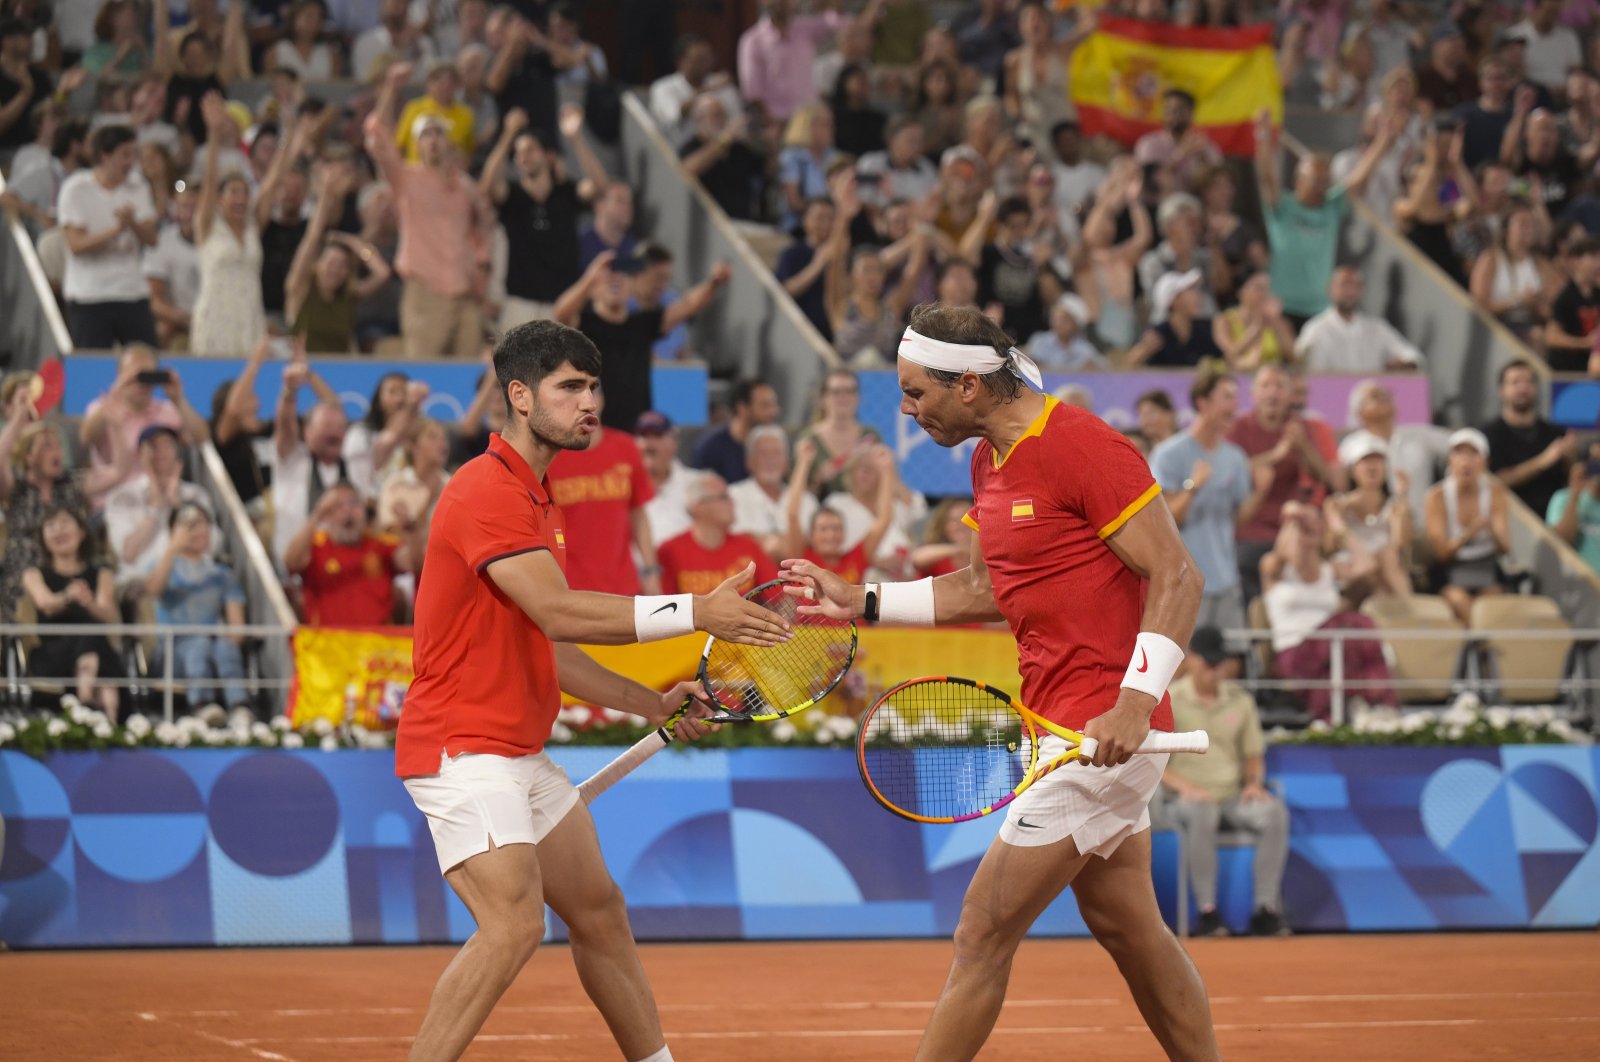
[1068,16,1282,157]
[290,626,415,729]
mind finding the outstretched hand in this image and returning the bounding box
[778,559,862,622]
[694,563,791,645]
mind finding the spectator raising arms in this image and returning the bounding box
[911,496,976,578]
[479,108,584,331]
[22,506,125,720]
[783,437,892,585]
[209,337,274,514]
[825,234,927,367]
[377,418,452,539]
[265,0,342,81]
[284,166,392,353]
[189,92,266,357]
[80,346,209,505]
[285,481,423,626]
[680,97,764,223]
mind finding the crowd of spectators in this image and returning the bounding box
[4,0,1600,726]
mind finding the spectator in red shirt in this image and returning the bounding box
[284,481,423,626]
[911,496,978,578]
[659,471,778,595]
[782,436,892,585]
[547,395,660,595]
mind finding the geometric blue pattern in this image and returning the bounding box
[3,746,1600,948]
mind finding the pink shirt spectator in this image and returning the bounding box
[364,115,489,300]
[1278,0,1348,63]
[83,394,184,502]
[1133,129,1224,191]
[737,11,846,124]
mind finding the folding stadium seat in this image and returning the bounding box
[1468,595,1574,705]
[1359,594,1469,705]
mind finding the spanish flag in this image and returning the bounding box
[289,626,415,729]
[1068,17,1282,157]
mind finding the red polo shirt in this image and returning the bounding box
[300,532,401,627]
[396,433,570,778]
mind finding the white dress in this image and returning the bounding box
[189,222,265,357]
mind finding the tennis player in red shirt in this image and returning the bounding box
[396,321,789,1062]
[784,305,1220,1061]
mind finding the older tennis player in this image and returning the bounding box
[784,305,1220,1061]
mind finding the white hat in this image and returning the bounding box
[1054,292,1090,328]
[1448,427,1490,457]
[1338,430,1388,469]
[411,113,449,142]
[1152,269,1202,322]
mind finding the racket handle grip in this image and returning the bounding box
[576,727,673,805]
[1077,730,1210,761]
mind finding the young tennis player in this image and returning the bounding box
[783,304,1221,1061]
[396,321,790,1062]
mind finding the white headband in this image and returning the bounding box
[898,328,1044,390]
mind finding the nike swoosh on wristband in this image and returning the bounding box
[1016,818,1043,829]
[1136,648,1149,673]
[651,602,679,616]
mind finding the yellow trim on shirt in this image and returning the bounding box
[992,395,1060,469]
[1097,482,1162,540]
[961,511,981,532]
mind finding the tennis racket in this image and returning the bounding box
[576,579,858,804]
[856,675,1209,824]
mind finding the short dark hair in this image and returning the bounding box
[936,257,975,283]
[885,113,919,140]
[1497,358,1538,385]
[1164,88,1197,108]
[90,123,137,161]
[638,241,674,266]
[996,195,1030,224]
[675,32,707,62]
[1049,119,1080,141]
[494,321,603,412]
[52,117,90,160]
[1135,389,1175,413]
[1569,235,1600,258]
[905,303,1025,402]
[1190,369,1232,410]
[731,379,774,411]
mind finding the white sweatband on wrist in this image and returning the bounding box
[1120,631,1185,700]
[634,594,695,642]
[878,577,937,625]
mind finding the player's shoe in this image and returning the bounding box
[1249,907,1290,937]
[1192,908,1229,937]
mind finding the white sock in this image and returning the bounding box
[632,1048,674,1062]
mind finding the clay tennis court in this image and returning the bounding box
[5,933,1597,1060]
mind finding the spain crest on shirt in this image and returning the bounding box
[1011,499,1036,522]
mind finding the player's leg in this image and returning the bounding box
[409,840,546,1062]
[1220,796,1291,934]
[539,800,672,1062]
[1171,796,1225,933]
[914,833,1093,1062]
[1073,829,1220,1062]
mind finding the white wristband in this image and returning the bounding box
[1120,631,1184,701]
[634,594,695,642]
[879,577,937,625]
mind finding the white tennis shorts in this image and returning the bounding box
[403,751,580,874]
[998,735,1169,858]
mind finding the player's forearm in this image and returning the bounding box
[1139,551,1204,651]
[553,643,659,716]
[932,567,1005,625]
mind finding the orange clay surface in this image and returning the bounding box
[3,933,1598,1060]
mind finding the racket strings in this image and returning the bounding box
[859,680,1036,820]
[702,584,855,719]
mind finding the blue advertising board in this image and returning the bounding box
[2,744,1596,948]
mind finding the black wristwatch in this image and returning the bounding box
[862,583,880,623]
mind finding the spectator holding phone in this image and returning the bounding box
[1547,437,1600,575]
[80,346,210,505]
[57,124,161,347]
[105,425,215,584]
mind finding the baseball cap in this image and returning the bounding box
[1152,269,1202,322]
[635,411,673,436]
[411,113,449,141]
[1189,627,1229,667]
[1054,292,1090,328]
[1338,431,1389,469]
[138,424,181,448]
[1448,427,1490,457]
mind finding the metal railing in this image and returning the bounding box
[1,622,295,723]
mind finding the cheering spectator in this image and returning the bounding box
[151,0,246,146]
[1504,103,1580,221]
[962,193,1060,344]
[1416,24,1478,112]
[1003,1,1081,161]
[784,436,892,583]
[1153,370,1273,646]
[547,396,659,595]
[210,337,273,514]
[629,243,689,360]
[271,359,371,568]
[1255,108,1395,326]
[1483,358,1573,519]
[778,103,843,232]
[142,181,201,350]
[1137,389,1178,451]
[825,444,925,577]
[830,62,886,158]
[578,180,638,270]
[1294,267,1423,373]
[731,425,813,557]
[680,97,764,222]
[366,61,493,358]
[1426,428,1512,624]
[1128,270,1224,369]
[1547,437,1600,573]
[285,481,421,625]
[1135,89,1222,196]
[554,249,731,432]
[795,368,881,497]
[952,0,1019,81]
[81,347,210,503]
[1139,193,1218,319]
[826,235,927,366]
[23,506,125,720]
[189,93,266,357]
[1468,203,1557,343]
[104,425,214,582]
[1509,0,1582,92]
[1544,236,1600,373]
[693,380,781,484]
[1214,272,1294,371]
[377,418,450,536]
[1230,364,1341,601]
[1199,166,1266,299]
[776,196,841,339]
[258,146,314,327]
[58,124,160,347]
[456,44,500,147]
[547,4,608,89]
[738,0,846,131]
[1343,380,1451,520]
[2,111,86,236]
[856,116,937,211]
[650,33,742,148]
[345,372,425,490]
[1079,157,1152,351]
[284,172,393,353]
[1325,433,1413,603]
[1158,627,1290,939]
[910,59,964,159]
[636,411,693,547]
[484,9,560,142]
[1027,293,1107,372]
[352,0,435,84]
[814,15,875,101]
[479,108,583,331]
[911,496,976,578]
[658,471,779,594]
[143,502,250,716]
[395,59,475,163]
[1263,501,1398,720]
[266,0,341,80]
[0,15,50,153]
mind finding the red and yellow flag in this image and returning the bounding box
[1068,16,1283,157]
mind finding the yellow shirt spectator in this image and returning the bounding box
[394,96,475,163]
